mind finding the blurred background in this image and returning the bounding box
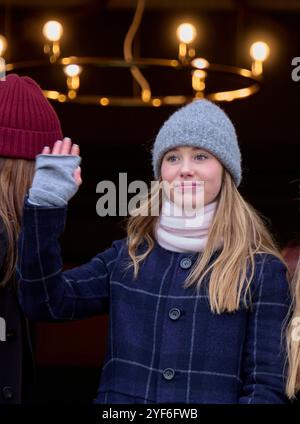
[0,0,299,403]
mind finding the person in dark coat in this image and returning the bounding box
[18,100,292,403]
[0,73,63,403]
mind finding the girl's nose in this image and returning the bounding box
[179,159,195,177]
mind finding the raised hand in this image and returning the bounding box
[42,137,82,186]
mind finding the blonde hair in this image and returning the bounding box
[0,158,35,287]
[286,257,300,399]
[126,170,287,314]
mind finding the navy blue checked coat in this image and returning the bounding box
[0,217,35,404]
[17,200,291,404]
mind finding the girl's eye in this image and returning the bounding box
[195,154,207,160]
[165,155,178,162]
[165,152,208,162]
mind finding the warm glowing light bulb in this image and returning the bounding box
[191,57,209,69]
[64,64,82,77]
[100,97,110,106]
[43,21,63,42]
[176,23,196,44]
[0,35,8,56]
[193,70,206,79]
[250,41,270,61]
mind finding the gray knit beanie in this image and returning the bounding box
[151,99,242,186]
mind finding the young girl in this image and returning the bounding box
[0,73,63,403]
[17,99,291,404]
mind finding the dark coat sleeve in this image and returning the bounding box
[17,199,120,321]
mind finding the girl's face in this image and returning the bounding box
[160,146,223,207]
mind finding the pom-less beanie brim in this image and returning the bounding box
[0,74,63,160]
[151,99,242,186]
[0,127,63,160]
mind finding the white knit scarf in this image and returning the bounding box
[154,197,218,253]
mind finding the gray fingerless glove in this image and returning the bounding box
[28,154,81,207]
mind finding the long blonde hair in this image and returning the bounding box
[0,158,35,288]
[126,170,287,313]
[286,257,300,399]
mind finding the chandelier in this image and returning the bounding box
[0,0,270,107]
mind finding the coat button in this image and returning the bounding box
[163,368,175,380]
[2,386,14,401]
[180,257,192,269]
[169,308,181,321]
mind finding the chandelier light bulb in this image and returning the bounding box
[193,69,206,79]
[64,64,82,77]
[191,57,209,69]
[43,21,63,42]
[250,41,270,62]
[0,35,8,56]
[176,23,196,44]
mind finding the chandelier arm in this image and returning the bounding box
[123,0,151,100]
[7,57,261,81]
[42,81,260,106]
[6,58,261,105]
[123,0,145,62]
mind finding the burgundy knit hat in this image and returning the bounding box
[0,74,63,160]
